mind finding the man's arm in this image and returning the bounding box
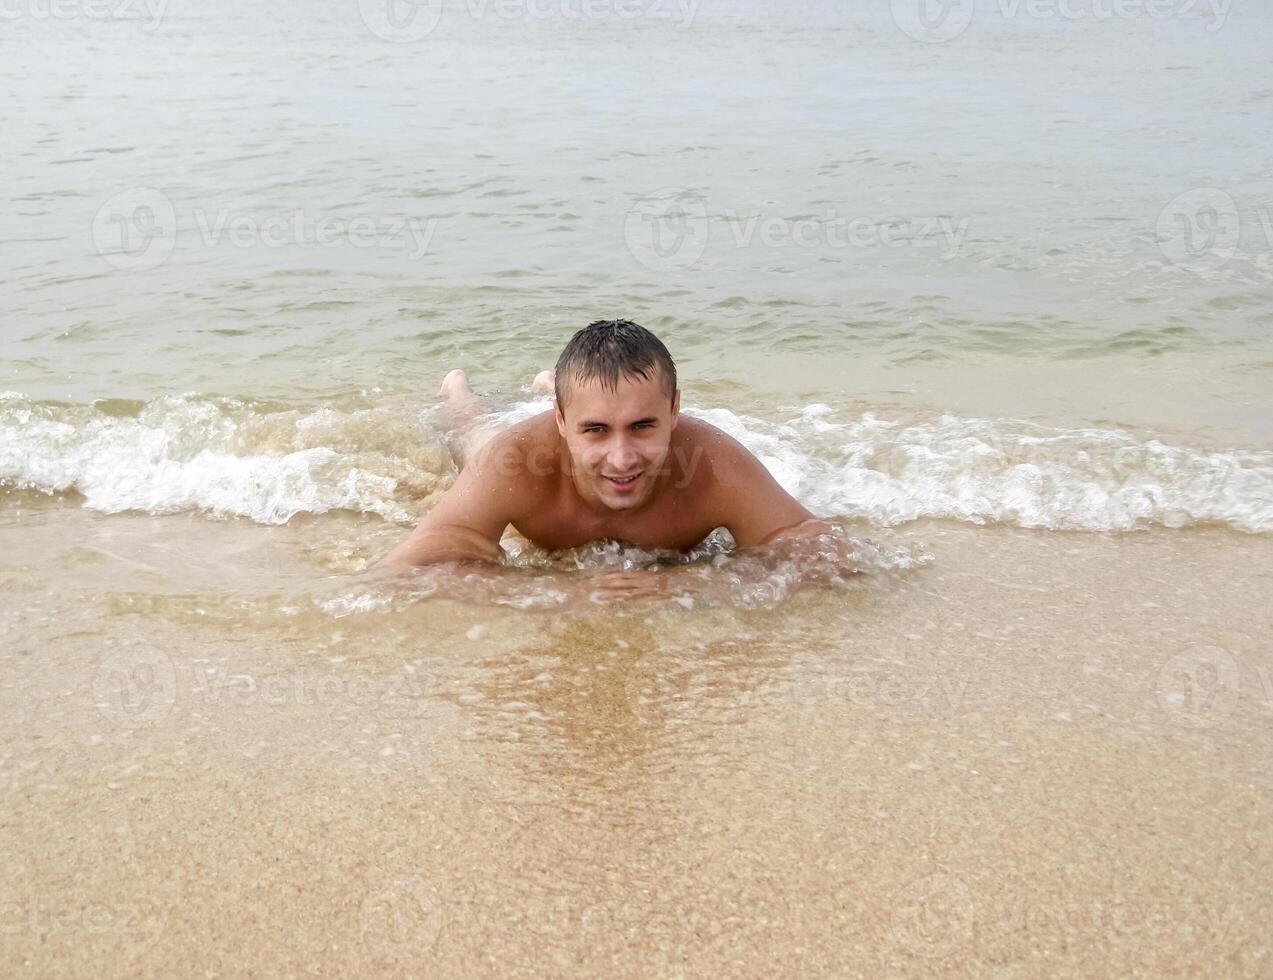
[378,435,527,570]
[705,428,830,547]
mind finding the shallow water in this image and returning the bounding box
[4,506,1273,975]
[3,0,1272,532]
[3,0,1273,975]
[3,0,1272,428]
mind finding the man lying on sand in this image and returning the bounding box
[381,320,829,589]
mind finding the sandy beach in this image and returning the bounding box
[5,0,1273,974]
[4,498,1271,976]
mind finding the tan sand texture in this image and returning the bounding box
[2,500,1271,977]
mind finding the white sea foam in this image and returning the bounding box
[485,399,1273,533]
[2,393,1271,533]
[683,404,1273,533]
[0,394,425,525]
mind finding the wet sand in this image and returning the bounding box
[2,498,1272,977]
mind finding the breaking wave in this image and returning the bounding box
[2,391,1271,533]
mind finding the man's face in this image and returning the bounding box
[554,371,680,512]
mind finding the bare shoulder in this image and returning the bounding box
[672,414,813,546]
[671,415,762,487]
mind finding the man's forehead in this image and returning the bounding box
[559,372,670,416]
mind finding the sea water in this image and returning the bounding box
[3,0,1271,557]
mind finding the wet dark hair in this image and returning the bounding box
[554,319,677,407]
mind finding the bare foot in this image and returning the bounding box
[531,369,555,395]
[439,368,472,400]
[438,368,486,434]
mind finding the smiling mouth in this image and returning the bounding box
[602,472,642,487]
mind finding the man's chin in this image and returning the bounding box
[595,479,650,510]
[598,492,645,511]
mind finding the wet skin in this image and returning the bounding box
[381,372,823,571]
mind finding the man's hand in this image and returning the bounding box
[760,517,836,545]
[588,569,669,601]
[380,524,504,571]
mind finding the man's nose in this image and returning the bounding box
[607,438,641,471]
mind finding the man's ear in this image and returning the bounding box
[670,389,681,429]
[554,401,567,438]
